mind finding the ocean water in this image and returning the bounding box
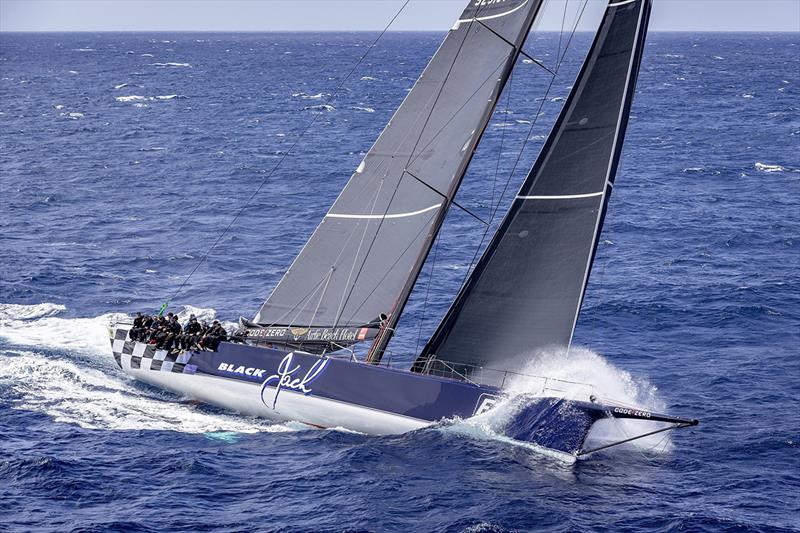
[1,26,798,532]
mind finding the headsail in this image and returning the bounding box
[416,0,653,375]
[254,0,545,352]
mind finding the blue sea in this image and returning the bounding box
[1,25,798,532]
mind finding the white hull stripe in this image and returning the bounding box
[516,191,604,200]
[326,203,441,220]
[452,0,530,30]
[608,0,636,7]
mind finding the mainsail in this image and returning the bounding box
[253,0,545,350]
[416,0,653,375]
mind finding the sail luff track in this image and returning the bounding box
[416,0,653,376]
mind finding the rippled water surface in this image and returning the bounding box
[1,27,798,532]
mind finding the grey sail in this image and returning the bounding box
[253,0,545,348]
[416,0,653,376]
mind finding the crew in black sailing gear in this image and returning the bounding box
[202,320,227,351]
[178,315,202,350]
[161,315,182,351]
[150,316,168,348]
[129,312,145,341]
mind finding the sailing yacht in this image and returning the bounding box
[109,0,697,459]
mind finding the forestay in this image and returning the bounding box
[255,0,545,336]
[417,0,653,376]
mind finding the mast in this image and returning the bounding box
[252,0,546,355]
[415,0,653,375]
[367,1,546,364]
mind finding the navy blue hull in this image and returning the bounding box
[111,329,618,456]
[195,342,501,423]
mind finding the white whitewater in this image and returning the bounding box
[0,303,290,434]
[440,346,673,458]
[0,303,672,456]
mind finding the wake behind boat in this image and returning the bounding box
[109,0,698,459]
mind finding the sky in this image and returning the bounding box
[1,0,799,33]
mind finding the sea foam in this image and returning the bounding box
[441,346,673,459]
[0,303,276,433]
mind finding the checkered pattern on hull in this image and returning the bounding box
[109,325,198,375]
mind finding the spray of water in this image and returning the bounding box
[0,303,293,434]
[0,303,675,455]
[440,346,674,457]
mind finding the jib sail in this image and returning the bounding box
[416,0,653,375]
[253,0,545,351]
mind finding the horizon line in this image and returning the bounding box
[1,29,798,34]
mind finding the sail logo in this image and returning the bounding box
[260,352,329,409]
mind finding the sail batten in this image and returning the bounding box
[416,0,653,374]
[254,0,546,349]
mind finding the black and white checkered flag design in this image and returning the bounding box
[110,325,198,375]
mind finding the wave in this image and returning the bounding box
[0,350,290,434]
[0,303,673,454]
[115,94,183,103]
[0,303,274,433]
[352,106,375,113]
[755,162,786,173]
[360,76,377,81]
[150,62,191,68]
[304,104,335,112]
[115,95,148,102]
[292,92,329,100]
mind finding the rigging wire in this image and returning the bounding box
[159,0,413,313]
[331,1,496,331]
[414,65,516,353]
[452,0,591,296]
[414,239,440,355]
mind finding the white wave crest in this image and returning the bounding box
[0,303,292,434]
[0,302,66,321]
[150,62,191,67]
[115,95,148,102]
[0,303,124,355]
[353,106,375,113]
[755,162,786,173]
[304,104,335,112]
[116,94,182,103]
[0,350,292,433]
